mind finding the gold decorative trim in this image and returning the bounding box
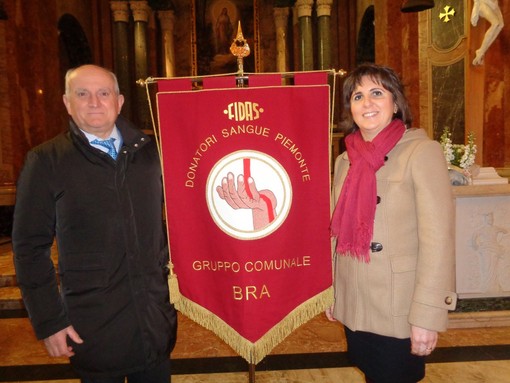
[172,286,334,364]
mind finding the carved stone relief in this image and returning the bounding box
[455,194,510,298]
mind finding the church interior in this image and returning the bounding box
[1,0,510,382]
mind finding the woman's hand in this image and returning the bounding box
[325,305,337,322]
[410,326,437,356]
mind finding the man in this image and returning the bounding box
[12,65,177,382]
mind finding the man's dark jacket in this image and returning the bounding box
[12,116,177,378]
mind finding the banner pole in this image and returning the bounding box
[249,363,256,383]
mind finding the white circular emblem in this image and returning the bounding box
[206,150,292,240]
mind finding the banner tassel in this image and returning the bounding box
[174,286,334,364]
[167,262,181,304]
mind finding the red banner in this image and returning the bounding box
[157,73,333,364]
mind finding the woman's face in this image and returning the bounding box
[350,76,397,141]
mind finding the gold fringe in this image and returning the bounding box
[167,263,181,304]
[174,286,334,364]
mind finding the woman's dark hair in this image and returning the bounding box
[340,63,413,133]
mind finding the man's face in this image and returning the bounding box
[63,66,124,139]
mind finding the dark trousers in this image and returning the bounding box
[344,327,424,383]
[80,358,171,383]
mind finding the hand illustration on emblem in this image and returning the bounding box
[216,171,277,230]
[207,150,291,240]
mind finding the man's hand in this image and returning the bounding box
[43,326,83,358]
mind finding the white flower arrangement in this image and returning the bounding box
[440,128,477,170]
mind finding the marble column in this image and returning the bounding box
[129,0,150,129]
[295,0,314,71]
[316,0,333,70]
[292,5,300,72]
[158,9,176,77]
[110,1,132,120]
[273,7,290,73]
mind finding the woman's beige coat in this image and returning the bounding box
[332,128,457,339]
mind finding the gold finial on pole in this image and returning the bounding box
[136,77,155,87]
[230,21,250,86]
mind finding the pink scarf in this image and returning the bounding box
[331,119,406,262]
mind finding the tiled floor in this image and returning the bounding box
[1,242,510,383]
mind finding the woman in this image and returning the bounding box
[326,63,457,383]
